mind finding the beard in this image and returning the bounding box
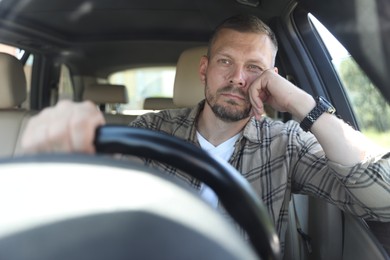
[205,83,252,122]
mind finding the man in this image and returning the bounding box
[21,15,390,252]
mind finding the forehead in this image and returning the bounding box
[210,28,276,64]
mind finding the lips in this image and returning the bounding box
[221,92,245,100]
[216,85,248,103]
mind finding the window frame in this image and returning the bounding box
[290,7,359,128]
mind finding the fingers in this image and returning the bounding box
[248,69,317,120]
[21,100,105,155]
[69,101,105,154]
[249,87,265,120]
[248,71,273,120]
[249,70,297,119]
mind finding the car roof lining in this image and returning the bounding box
[1,0,389,101]
[0,0,292,42]
[0,0,294,78]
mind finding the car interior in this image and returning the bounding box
[0,0,389,259]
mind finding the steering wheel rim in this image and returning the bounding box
[94,125,281,260]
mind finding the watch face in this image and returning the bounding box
[318,96,336,114]
[327,106,336,114]
[301,96,337,132]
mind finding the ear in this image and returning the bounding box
[199,55,208,85]
[273,66,279,74]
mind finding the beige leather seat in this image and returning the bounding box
[83,83,137,124]
[83,84,128,105]
[141,47,207,111]
[173,46,207,108]
[0,52,36,158]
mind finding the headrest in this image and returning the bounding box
[0,53,27,108]
[143,97,176,110]
[83,84,128,104]
[173,46,207,108]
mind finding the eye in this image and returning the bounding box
[247,64,262,73]
[217,58,232,66]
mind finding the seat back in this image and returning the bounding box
[0,52,36,158]
[144,46,207,110]
[83,83,128,104]
[173,46,207,108]
[83,83,137,124]
[143,97,176,110]
[0,53,27,108]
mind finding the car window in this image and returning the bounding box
[108,66,175,114]
[310,15,390,149]
[0,43,33,109]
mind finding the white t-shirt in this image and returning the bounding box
[196,131,241,208]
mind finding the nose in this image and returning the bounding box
[228,66,246,87]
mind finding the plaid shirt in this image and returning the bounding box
[130,100,390,249]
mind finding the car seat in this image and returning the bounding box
[143,97,176,110]
[0,52,37,158]
[173,46,207,108]
[83,83,137,124]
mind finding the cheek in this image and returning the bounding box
[207,66,230,84]
[245,73,260,86]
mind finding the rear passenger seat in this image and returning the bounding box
[143,97,176,110]
[0,53,36,158]
[83,83,137,124]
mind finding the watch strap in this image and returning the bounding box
[300,96,336,132]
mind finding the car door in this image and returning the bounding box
[272,2,390,259]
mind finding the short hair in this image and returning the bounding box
[208,14,278,59]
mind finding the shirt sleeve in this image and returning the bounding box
[291,130,390,221]
[327,153,390,220]
[129,114,147,128]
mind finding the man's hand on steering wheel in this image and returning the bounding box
[21,100,105,155]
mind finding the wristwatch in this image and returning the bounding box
[300,96,336,132]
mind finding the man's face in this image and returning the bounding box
[199,28,276,122]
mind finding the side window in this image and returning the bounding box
[310,15,390,149]
[109,66,176,114]
[0,43,34,109]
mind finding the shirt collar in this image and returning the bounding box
[242,117,265,144]
[185,100,206,145]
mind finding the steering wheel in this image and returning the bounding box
[0,126,281,260]
[95,126,281,259]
